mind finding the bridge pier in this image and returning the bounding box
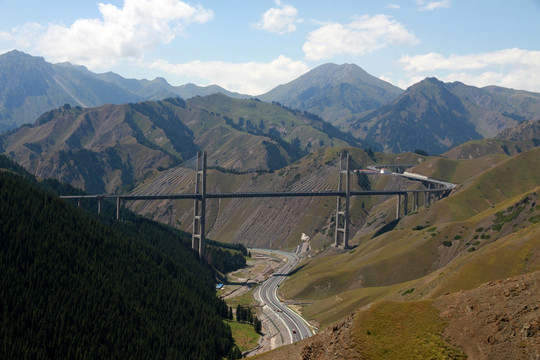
[116,197,122,220]
[192,152,207,257]
[334,152,350,249]
[97,196,103,215]
[404,193,409,216]
[396,195,401,219]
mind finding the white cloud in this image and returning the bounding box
[303,14,418,61]
[399,48,540,92]
[23,0,213,69]
[150,55,310,95]
[0,31,12,42]
[386,3,401,9]
[255,0,302,35]
[417,0,452,11]
[1,22,45,49]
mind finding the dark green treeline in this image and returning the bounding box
[0,162,234,359]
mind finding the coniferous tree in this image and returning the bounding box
[254,316,262,333]
[0,164,237,360]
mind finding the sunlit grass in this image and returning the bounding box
[352,300,466,360]
[225,320,260,352]
[225,288,257,308]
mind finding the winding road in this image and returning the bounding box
[253,249,312,347]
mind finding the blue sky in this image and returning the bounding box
[1,0,540,95]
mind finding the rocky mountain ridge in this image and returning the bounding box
[3,50,540,156]
[0,95,355,193]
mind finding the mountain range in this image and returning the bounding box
[0,95,355,193]
[0,50,244,132]
[2,50,540,156]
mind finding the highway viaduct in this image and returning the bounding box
[61,152,456,256]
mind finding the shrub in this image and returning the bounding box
[529,215,540,224]
[402,288,415,296]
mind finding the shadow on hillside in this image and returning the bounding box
[224,280,259,287]
[371,218,401,239]
[273,263,307,277]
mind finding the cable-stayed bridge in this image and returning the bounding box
[61,152,455,256]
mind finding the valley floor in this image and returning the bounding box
[222,249,316,357]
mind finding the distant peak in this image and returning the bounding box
[4,49,27,56]
[151,77,170,85]
[1,49,45,62]
[315,63,364,72]
[423,77,443,84]
[406,77,444,91]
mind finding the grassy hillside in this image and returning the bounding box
[443,138,539,160]
[278,147,540,329]
[0,160,236,359]
[436,147,540,221]
[352,300,466,359]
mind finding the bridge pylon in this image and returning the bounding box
[334,152,350,249]
[192,151,207,257]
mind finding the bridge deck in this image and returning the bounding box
[60,188,451,201]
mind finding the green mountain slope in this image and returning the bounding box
[353,77,482,154]
[351,78,540,155]
[278,146,540,328]
[1,95,356,193]
[437,120,540,160]
[449,83,540,137]
[0,161,234,359]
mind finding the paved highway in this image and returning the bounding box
[253,249,312,346]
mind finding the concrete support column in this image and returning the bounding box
[116,197,121,220]
[396,194,401,219]
[192,152,207,257]
[334,152,350,249]
[404,193,409,216]
[97,196,102,215]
